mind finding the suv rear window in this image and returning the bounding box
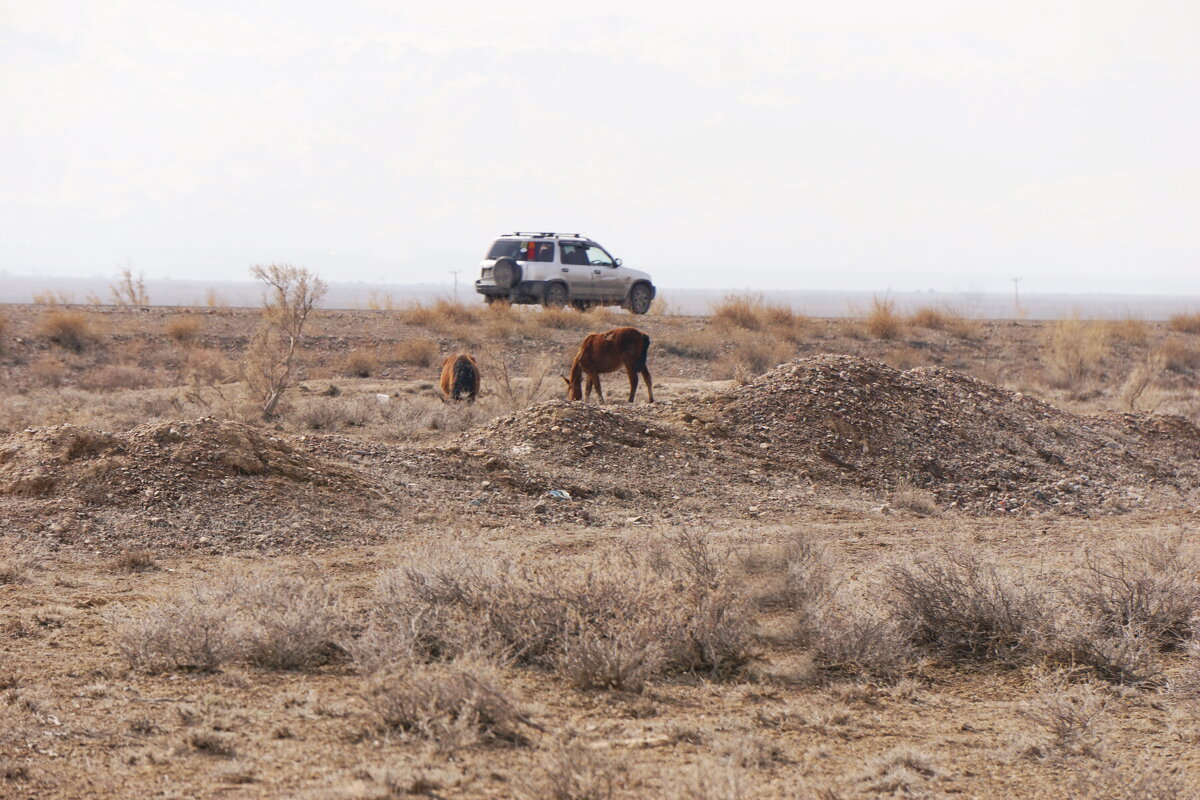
[487,240,556,262]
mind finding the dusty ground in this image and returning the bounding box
[2,300,1200,799]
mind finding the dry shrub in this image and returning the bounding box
[81,364,156,392]
[364,290,397,311]
[243,264,327,420]
[855,748,937,795]
[403,300,480,329]
[380,395,489,440]
[889,479,938,515]
[660,330,721,360]
[1067,757,1199,799]
[1106,317,1150,346]
[482,350,555,411]
[110,268,150,307]
[366,655,535,750]
[536,307,590,330]
[648,296,676,315]
[394,336,440,367]
[1158,337,1200,372]
[187,730,237,757]
[32,289,74,306]
[343,348,378,378]
[0,543,41,585]
[29,355,67,387]
[368,534,755,685]
[164,315,203,345]
[114,584,240,673]
[807,609,914,682]
[1120,352,1165,411]
[38,310,93,352]
[522,743,617,800]
[863,298,903,340]
[1043,314,1110,389]
[712,294,764,331]
[908,306,951,330]
[885,548,1051,663]
[237,569,346,670]
[111,549,159,574]
[670,760,745,800]
[294,397,376,431]
[204,288,227,308]
[1077,537,1200,649]
[1042,618,1161,686]
[712,335,794,380]
[1168,311,1200,334]
[1015,676,1109,760]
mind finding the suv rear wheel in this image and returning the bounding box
[627,283,653,315]
[543,282,569,309]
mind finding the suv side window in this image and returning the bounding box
[487,240,555,262]
[583,245,614,267]
[560,244,589,265]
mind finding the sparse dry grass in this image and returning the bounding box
[712,335,795,380]
[1168,311,1200,334]
[863,298,903,340]
[1015,677,1110,760]
[1043,314,1111,390]
[80,364,157,392]
[344,348,379,378]
[38,309,94,352]
[1106,317,1150,346]
[711,295,808,342]
[660,329,722,360]
[536,307,591,330]
[1158,337,1200,373]
[909,306,951,330]
[890,480,938,514]
[394,336,440,368]
[164,314,203,345]
[401,300,481,330]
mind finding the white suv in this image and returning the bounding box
[474,232,657,314]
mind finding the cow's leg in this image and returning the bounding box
[625,365,638,403]
[641,366,654,403]
[592,373,604,404]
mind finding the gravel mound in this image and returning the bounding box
[713,355,1200,513]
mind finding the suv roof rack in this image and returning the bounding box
[506,231,591,240]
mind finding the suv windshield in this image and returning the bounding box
[487,239,555,262]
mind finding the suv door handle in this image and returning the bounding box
[593,269,601,274]
[561,268,569,272]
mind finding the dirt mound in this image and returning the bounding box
[0,418,382,551]
[714,355,1200,513]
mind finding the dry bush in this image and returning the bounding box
[712,335,794,380]
[0,543,40,585]
[1158,337,1200,373]
[648,295,677,315]
[394,336,440,367]
[80,364,157,392]
[885,548,1051,663]
[111,549,159,574]
[32,289,74,305]
[38,310,93,352]
[113,585,240,673]
[403,300,480,329]
[1015,676,1109,760]
[381,395,490,440]
[1106,317,1150,346]
[711,294,764,331]
[29,355,67,387]
[164,315,203,345]
[243,264,327,419]
[110,268,150,307]
[482,350,555,411]
[294,397,376,431]
[558,625,663,693]
[536,307,590,330]
[1041,617,1162,686]
[1168,311,1200,334]
[807,609,914,682]
[1043,314,1111,389]
[1067,757,1199,799]
[187,730,238,758]
[366,655,535,750]
[1077,537,1200,649]
[659,330,721,360]
[343,348,379,378]
[669,760,746,800]
[364,290,398,311]
[909,306,951,330]
[855,748,937,795]
[890,480,938,515]
[521,743,617,800]
[237,569,346,670]
[863,298,903,340]
[1120,351,1165,411]
[204,288,227,308]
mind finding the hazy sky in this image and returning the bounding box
[2,1,1198,294]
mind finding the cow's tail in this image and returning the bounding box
[635,333,651,373]
[453,357,477,399]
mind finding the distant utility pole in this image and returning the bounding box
[449,270,460,301]
[1012,277,1021,317]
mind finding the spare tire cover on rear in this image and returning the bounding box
[492,257,522,289]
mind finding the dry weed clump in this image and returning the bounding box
[80,364,157,392]
[855,748,937,795]
[402,300,480,330]
[111,548,160,574]
[366,655,535,750]
[0,543,41,585]
[164,314,203,345]
[889,480,938,515]
[110,268,150,307]
[521,743,618,800]
[863,298,904,340]
[712,336,795,380]
[237,570,346,670]
[1106,317,1150,346]
[1078,537,1200,649]
[343,348,379,378]
[712,294,766,331]
[1158,337,1200,373]
[1120,351,1165,411]
[114,585,241,673]
[536,307,590,330]
[294,397,376,431]
[659,330,721,360]
[1168,311,1200,334]
[243,263,327,419]
[38,310,94,352]
[1043,314,1111,389]
[1066,756,1200,799]
[1014,676,1110,760]
[28,355,68,387]
[394,336,440,367]
[909,306,951,330]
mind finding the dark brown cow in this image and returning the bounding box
[563,327,653,404]
[440,353,480,402]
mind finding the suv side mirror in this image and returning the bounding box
[614,258,623,266]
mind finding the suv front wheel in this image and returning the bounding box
[626,283,653,315]
[543,282,569,309]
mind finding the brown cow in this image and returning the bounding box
[563,327,653,404]
[440,353,480,402]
